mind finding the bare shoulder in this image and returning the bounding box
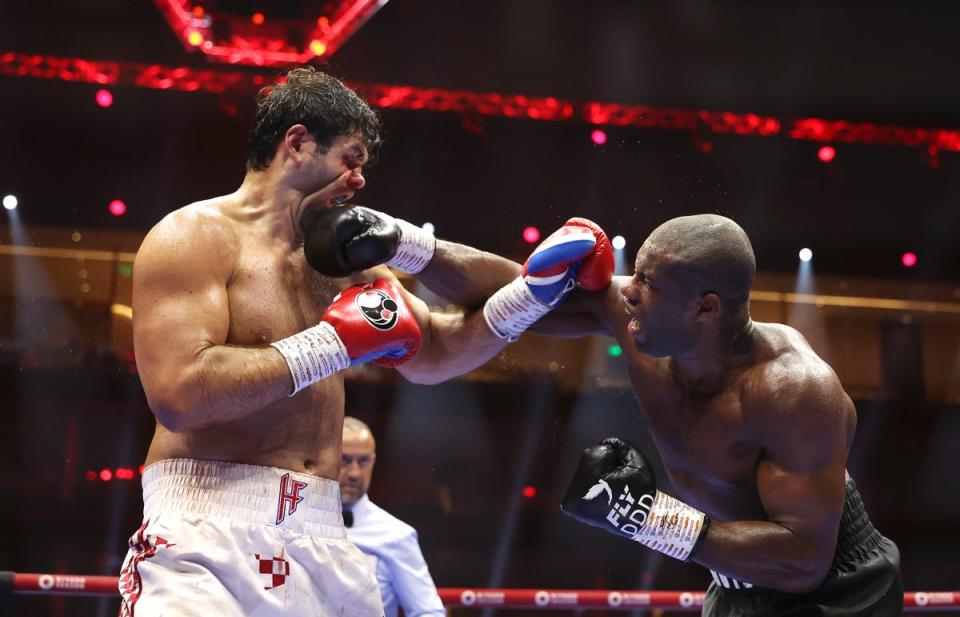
[744,323,855,460]
[754,323,839,388]
[747,322,849,412]
[136,199,240,280]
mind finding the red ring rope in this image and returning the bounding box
[3,572,958,610]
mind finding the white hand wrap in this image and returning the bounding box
[387,219,436,274]
[628,490,708,562]
[483,277,551,341]
[270,322,350,396]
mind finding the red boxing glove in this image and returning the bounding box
[566,217,614,291]
[322,278,422,367]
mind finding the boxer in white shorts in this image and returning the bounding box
[119,460,380,616]
[124,66,613,615]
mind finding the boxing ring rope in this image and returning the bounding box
[1,572,958,611]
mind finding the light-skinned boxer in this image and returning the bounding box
[121,66,613,616]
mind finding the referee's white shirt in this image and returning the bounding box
[346,495,446,617]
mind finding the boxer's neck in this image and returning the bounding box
[234,168,308,247]
[670,318,757,394]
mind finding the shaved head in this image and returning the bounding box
[645,214,755,309]
[343,415,372,437]
[623,214,756,356]
[340,416,376,506]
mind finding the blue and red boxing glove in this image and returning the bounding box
[484,218,614,340]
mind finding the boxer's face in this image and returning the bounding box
[621,244,700,357]
[290,129,368,208]
[339,428,376,507]
[305,133,368,200]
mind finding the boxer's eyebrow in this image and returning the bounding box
[348,145,368,165]
[639,270,663,291]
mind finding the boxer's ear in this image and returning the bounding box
[284,124,310,160]
[697,292,721,320]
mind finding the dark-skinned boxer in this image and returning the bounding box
[557,214,902,616]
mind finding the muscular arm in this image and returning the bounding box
[413,240,520,310]
[133,210,291,432]
[529,276,629,338]
[691,366,855,592]
[388,229,624,379]
[368,267,508,384]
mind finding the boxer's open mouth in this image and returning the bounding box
[623,306,643,336]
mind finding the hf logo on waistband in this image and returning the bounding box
[276,473,308,525]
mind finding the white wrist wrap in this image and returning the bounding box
[387,219,436,274]
[483,277,551,341]
[628,490,707,562]
[270,322,350,396]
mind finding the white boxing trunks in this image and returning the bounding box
[118,459,383,617]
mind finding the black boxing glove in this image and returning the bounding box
[301,206,435,277]
[561,437,710,562]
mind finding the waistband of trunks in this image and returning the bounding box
[709,569,755,590]
[141,458,346,539]
[832,477,883,567]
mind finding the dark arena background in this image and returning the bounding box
[2,1,960,615]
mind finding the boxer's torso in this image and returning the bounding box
[144,197,367,479]
[625,322,855,522]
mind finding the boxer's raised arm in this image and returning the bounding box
[690,366,853,592]
[529,276,630,339]
[300,204,523,309]
[133,210,292,432]
[384,219,614,383]
[414,240,521,310]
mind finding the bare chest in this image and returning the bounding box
[226,245,343,346]
[627,364,764,518]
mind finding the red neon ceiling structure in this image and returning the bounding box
[2,51,959,157]
[153,0,389,66]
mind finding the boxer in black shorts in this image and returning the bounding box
[556,214,902,616]
[701,475,901,615]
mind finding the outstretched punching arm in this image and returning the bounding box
[336,219,615,384]
[528,276,630,338]
[300,205,521,309]
[417,239,523,310]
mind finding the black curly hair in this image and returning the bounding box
[246,67,381,171]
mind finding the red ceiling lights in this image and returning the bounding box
[153,0,389,67]
[2,51,959,157]
[584,103,781,137]
[818,145,836,163]
[0,52,259,93]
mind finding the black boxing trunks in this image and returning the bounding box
[702,478,903,616]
